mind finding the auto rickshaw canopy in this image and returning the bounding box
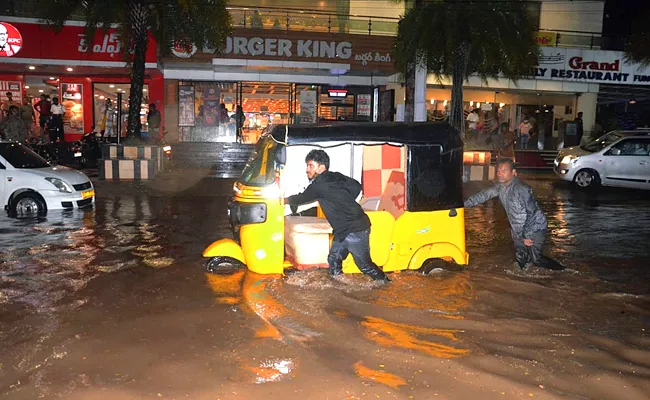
[269,122,463,149]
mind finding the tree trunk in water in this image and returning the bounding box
[404,61,415,122]
[449,43,470,140]
[126,2,149,139]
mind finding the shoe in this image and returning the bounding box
[329,270,343,278]
[374,275,391,283]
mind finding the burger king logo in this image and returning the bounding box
[0,22,22,57]
[171,40,197,58]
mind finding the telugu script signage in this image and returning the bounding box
[533,47,650,85]
[171,28,395,73]
[0,21,156,63]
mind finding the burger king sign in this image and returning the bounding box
[0,22,22,57]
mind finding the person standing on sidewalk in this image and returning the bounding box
[49,97,66,143]
[285,149,390,282]
[518,118,533,149]
[463,158,563,271]
[34,94,52,139]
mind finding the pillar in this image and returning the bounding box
[414,63,427,122]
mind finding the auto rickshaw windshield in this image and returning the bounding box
[239,136,285,186]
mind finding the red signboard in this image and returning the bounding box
[0,80,22,104]
[0,20,156,64]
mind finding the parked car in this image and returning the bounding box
[0,141,95,216]
[554,129,650,189]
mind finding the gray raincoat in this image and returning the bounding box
[464,177,547,240]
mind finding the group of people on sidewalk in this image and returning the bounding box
[0,92,65,143]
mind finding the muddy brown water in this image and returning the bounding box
[1,173,649,399]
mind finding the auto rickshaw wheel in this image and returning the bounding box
[418,258,464,274]
[206,256,245,274]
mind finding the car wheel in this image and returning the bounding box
[573,169,600,189]
[206,256,244,274]
[11,192,47,217]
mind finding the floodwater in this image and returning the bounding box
[1,173,649,399]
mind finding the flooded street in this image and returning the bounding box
[1,172,649,399]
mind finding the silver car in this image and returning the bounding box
[554,129,650,189]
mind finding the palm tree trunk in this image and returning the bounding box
[449,42,470,139]
[126,1,150,139]
[405,61,415,122]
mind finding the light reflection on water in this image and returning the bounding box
[2,177,650,398]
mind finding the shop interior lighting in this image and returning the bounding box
[469,101,474,107]
[117,88,122,91]
[629,99,637,104]
[476,102,481,108]
[38,89,44,93]
[67,67,73,72]
[443,100,448,106]
[109,84,115,88]
[499,102,505,107]
[430,99,435,104]
[94,94,99,97]
[99,95,105,99]
[143,88,148,92]
[49,77,55,80]
[28,66,36,70]
[24,85,30,89]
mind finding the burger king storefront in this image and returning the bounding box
[162,28,396,144]
[0,18,164,142]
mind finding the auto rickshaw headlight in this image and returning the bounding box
[261,185,282,198]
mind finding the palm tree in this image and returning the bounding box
[393,0,539,136]
[624,9,650,66]
[41,0,232,140]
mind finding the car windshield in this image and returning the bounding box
[0,143,50,169]
[582,132,623,153]
[239,136,284,186]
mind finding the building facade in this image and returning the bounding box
[3,0,648,148]
[0,17,164,141]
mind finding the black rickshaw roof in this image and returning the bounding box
[268,122,463,149]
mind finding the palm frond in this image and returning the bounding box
[393,0,539,82]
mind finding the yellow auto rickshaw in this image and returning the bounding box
[203,122,468,275]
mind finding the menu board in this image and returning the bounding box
[356,94,371,117]
[60,83,84,134]
[178,85,195,127]
[299,90,317,124]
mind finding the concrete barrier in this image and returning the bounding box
[463,164,495,183]
[99,144,162,180]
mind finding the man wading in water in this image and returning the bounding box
[285,149,390,283]
[464,158,564,271]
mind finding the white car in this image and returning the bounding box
[554,130,650,189]
[0,141,95,216]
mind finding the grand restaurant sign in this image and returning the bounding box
[534,46,650,85]
[171,28,395,73]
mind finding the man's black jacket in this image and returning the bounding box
[286,170,370,241]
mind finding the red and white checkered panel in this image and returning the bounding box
[362,145,405,198]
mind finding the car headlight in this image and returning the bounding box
[45,177,73,193]
[561,155,580,164]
